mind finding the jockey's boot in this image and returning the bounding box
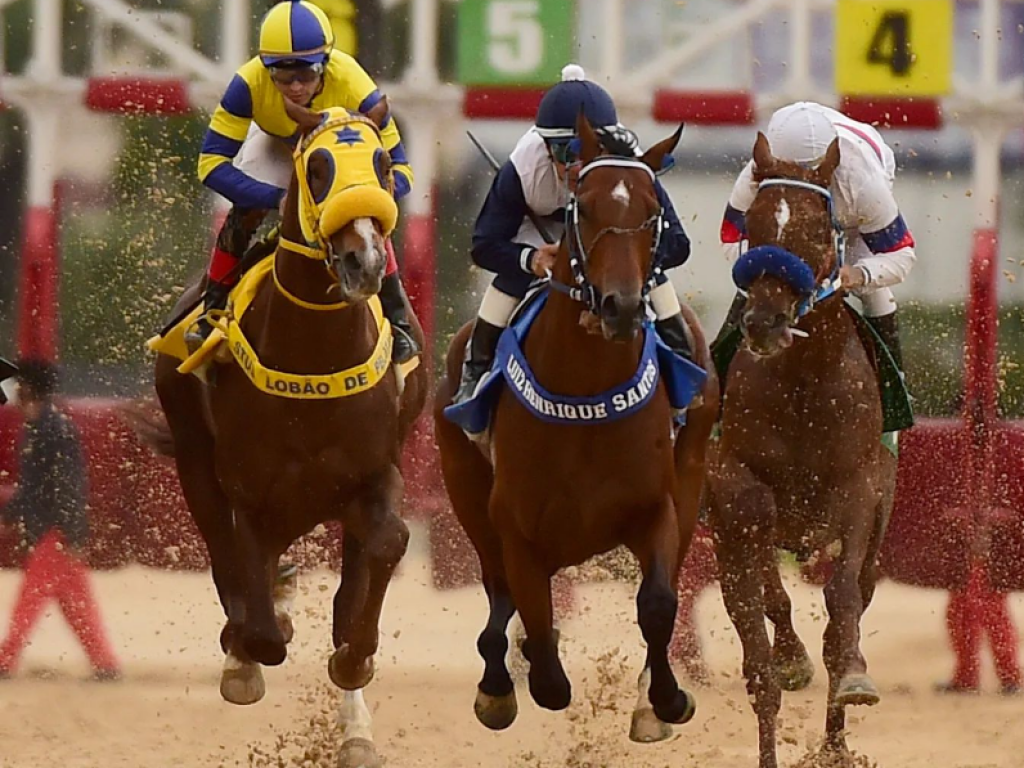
[452,319,504,406]
[710,291,748,351]
[865,310,904,372]
[184,280,232,354]
[655,313,694,361]
[379,272,421,365]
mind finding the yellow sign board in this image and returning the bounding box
[835,0,953,96]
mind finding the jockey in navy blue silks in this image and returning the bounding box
[452,64,694,406]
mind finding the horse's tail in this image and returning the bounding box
[118,398,176,458]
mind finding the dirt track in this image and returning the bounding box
[0,529,1020,768]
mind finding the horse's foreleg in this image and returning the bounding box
[329,468,408,691]
[627,496,695,743]
[500,524,569,712]
[234,509,286,667]
[712,482,780,768]
[273,561,298,645]
[333,531,369,650]
[336,689,382,768]
[475,583,518,730]
[763,560,814,691]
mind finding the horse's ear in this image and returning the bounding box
[641,123,683,175]
[814,137,841,185]
[576,108,601,164]
[284,98,325,135]
[752,131,775,173]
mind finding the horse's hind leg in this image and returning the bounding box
[627,496,696,743]
[329,467,409,691]
[764,560,814,691]
[499,521,569,712]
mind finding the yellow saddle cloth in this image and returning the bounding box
[148,256,417,399]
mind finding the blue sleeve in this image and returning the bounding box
[471,162,536,275]
[203,162,285,211]
[654,182,690,269]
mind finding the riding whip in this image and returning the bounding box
[466,131,557,246]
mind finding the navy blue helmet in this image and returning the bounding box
[535,64,618,140]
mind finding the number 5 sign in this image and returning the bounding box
[457,0,576,86]
[835,0,953,96]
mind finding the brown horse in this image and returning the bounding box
[708,133,896,767]
[434,115,719,742]
[137,108,426,768]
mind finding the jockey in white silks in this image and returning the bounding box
[716,101,916,369]
[451,64,695,406]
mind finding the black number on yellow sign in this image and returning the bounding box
[867,11,913,76]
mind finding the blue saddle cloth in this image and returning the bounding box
[443,290,708,437]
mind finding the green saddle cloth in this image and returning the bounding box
[711,302,914,435]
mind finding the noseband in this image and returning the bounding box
[550,157,667,315]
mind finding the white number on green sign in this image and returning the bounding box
[487,0,543,74]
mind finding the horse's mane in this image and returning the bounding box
[596,126,641,159]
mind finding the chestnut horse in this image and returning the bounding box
[139,108,426,768]
[708,133,896,767]
[435,116,719,742]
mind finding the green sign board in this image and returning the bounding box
[457,0,576,86]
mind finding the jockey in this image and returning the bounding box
[452,65,694,406]
[189,0,418,363]
[716,101,915,369]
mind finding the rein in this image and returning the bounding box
[551,157,666,314]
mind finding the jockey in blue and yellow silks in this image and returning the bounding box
[190,0,418,363]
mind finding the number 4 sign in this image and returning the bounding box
[457,0,576,86]
[835,0,953,96]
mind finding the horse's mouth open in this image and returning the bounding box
[742,326,796,358]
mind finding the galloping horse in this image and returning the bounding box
[140,107,426,767]
[435,115,718,742]
[708,133,896,767]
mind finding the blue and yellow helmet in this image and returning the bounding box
[259,0,334,67]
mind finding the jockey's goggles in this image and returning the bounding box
[269,63,324,85]
[547,139,578,165]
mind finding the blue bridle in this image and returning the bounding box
[734,177,847,318]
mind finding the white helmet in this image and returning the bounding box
[765,102,837,166]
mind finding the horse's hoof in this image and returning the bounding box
[329,645,375,690]
[773,647,814,691]
[243,631,287,667]
[220,663,266,705]
[276,613,295,645]
[835,673,880,707]
[474,689,518,730]
[336,737,382,768]
[653,688,696,725]
[528,668,571,711]
[629,706,674,743]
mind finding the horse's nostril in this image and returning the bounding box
[772,312,789,329]
[601,293,620,320]
[341,251,360,275]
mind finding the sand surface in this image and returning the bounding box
[0,526,1021,768]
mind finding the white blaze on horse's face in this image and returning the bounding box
[333,217,387,300]
[611,180,631,207]
[775,198,791,241]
